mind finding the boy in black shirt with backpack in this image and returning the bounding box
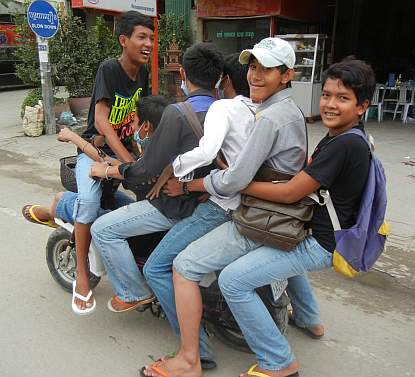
[204,58,376,377]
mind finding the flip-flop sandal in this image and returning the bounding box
[107,295,155,313]
[140,363,170,377]
[244,364,299,377]
[72,281,96,316]
[288,310,324,339]
[146,354,216,371]
[22,204,58,228]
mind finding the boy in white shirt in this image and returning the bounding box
[143,53,256,370]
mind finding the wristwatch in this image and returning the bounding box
[183,181,191,196]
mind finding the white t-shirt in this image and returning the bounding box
[172,95,256,210]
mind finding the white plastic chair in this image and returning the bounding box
[402,88,415,124]
[392,84,411,120]
[364,84,384,123]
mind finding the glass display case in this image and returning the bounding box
[277,34,326,117]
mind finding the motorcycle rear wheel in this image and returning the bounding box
[204,284,289,353]
[46,227,101,293]
[209,321,252,353]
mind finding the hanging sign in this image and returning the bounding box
[74,0,157,17]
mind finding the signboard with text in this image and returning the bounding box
[27,0,59,39]
[71,0,157,17]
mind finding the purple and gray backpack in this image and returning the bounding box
[318,128,390,278]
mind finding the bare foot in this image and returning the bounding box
[74,275,93,311]
[288,309,324,338]
[144,353,202,377]
[22,204,56,227]
[306,324,324,337]
[240,360,300,377]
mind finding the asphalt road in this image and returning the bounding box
[0,89,414,377]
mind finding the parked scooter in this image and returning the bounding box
[45,156,289,353]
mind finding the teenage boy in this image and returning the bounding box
[216,57,375,377]
[72,11,154,314]
[143,37,307,377]
[142,52,255,370]
[89,43,223,336]
[22,95,170,233]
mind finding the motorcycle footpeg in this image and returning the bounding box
[135,302,152,313]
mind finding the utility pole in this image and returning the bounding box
[37,37,56,134]
[27,0,59,135]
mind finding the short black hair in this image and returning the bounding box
[223,53,250,97]
[115,11,154,40]
[136,95,173,129]
[183,43,224,90]
[322,56,376,105]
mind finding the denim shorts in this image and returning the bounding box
[55,191,134,224]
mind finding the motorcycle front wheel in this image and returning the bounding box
[46,227,101,293]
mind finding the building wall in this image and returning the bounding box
[165,0,192,29]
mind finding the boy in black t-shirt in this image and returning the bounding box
[215,58,376,377]
[72,11,154,315]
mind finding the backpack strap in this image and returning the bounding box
[325,127,374,154]
[176,101,204,140]
[319,190,341,231]
[316,127,373,232]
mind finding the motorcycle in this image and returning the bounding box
[45,156,289,353]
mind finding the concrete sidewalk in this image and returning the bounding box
[1,89,415,290]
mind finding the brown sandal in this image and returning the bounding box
[107,295,155,313]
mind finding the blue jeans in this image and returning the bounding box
[55,191,134,224]
[91,200,176,302]
[143,200,231,361]
[172,220,259,282]
[74,153,103,224]
[218,236,333,371]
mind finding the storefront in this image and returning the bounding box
[197,0,321,55]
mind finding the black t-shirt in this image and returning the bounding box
[82,58,149,155]
[304,125,370,252]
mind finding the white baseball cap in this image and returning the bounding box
[239,37,296,69]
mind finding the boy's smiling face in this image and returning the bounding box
[120,25,154,66]
[320,78,368,136]
[247,58,292,103]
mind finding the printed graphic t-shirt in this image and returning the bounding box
[82,58,149,156]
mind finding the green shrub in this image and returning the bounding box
[20,88,42,117]
[20,88,67,118]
